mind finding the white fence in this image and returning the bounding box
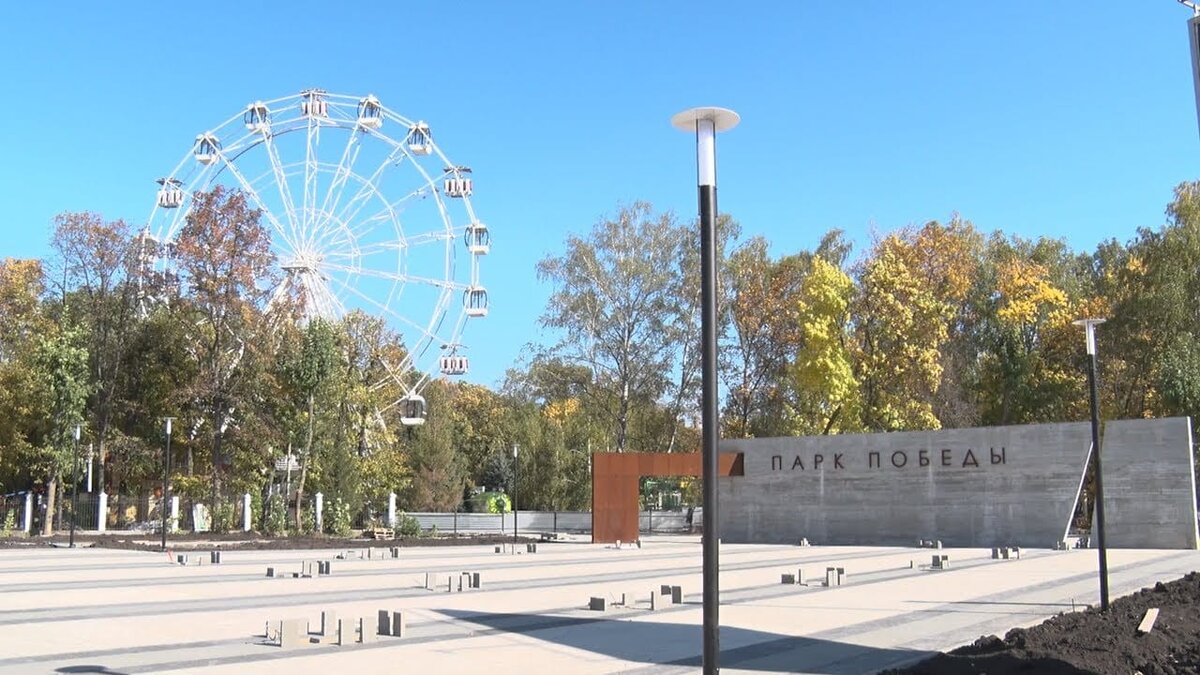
[402,509,701,535]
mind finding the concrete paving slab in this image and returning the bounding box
[0,537,1195,674]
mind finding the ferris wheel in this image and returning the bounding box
[143,88,490,426]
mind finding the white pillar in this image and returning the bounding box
[388,492,397,527]
[97,492,108,533]
[242,493,252,532]
[315,492,324,532]
[22,493,32,534]
[170,496,180,533]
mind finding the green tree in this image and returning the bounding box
[536,202,678,452]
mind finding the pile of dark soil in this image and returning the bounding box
[889,571,1200,675]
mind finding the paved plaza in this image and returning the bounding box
[0,537,1196,674]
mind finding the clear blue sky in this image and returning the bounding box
[1,2,1197,389]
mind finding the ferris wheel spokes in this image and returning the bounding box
[260,127,304,250]
[210,147,299,255]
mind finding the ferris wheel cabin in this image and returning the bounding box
[156,178,184,209]
[439,354,469,376]
[194,134,221,165]
[243,102,270,133]
[400,395,427,426]
[301,89,328,118]
[465,222,490,255]
[357,95,383,129]
[407,122,433,155]
[464,287,489,318]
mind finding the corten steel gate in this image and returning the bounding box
[591,452,743,544]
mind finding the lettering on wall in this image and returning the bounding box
[769,447,1008,472]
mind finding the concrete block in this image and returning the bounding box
[472,572,481,589]
[636,538,642,548]
[279,618,307,649]
[1012,546,1022,559]
[825,567,837,587]
[495,546,502,553]
[392,611,406,638]
[781,573,796,585]
[424,572,436,590]
[359,616,377,644]
[660,584,672,596]
[378,610,392,636]
[320,610,338,638]
[589,596,607,611]
[836,567,847,585]
[176,554,187,565]
[320,561,331,575]
[671,585,682,604]
[210,551,222,564]
[1001,547,1011,560]
[336,618,351,646]
[391,547,400,558]
[799,537,810,546]
[935,540,943,549]
[447,578,453,593]
[266,567,275,578]
[991,547,1000,559]
[796,568,806,585]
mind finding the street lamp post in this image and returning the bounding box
[1073,318,1110,611]
[162,417,175,552]
[512,443,519,553]
[673,106,739,675]
[69,424,81,548]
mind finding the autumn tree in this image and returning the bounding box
[788,256,860,434]
[172,186,275,523]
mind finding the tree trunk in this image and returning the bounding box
[294,393,314,531]
[41,470,58,536]
[211,410,224,531]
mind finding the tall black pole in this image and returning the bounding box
[513,444,519,552]
[69,425,80,548]
[162,418,174,552]
[1086,353,1110,610]
[1075,318,1109,611]
[674,106,738,675]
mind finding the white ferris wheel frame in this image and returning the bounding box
[144,90,486,412]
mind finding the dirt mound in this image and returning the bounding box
[889,572,1200,675]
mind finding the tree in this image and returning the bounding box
[851,234,948,431]
[788,256,860,434]
[284,319,337,529]
[48,212,138,495]
[172,186,275,522]
[536,202,679,452]
[33,325,89,535]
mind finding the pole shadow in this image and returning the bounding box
[436,608,930,673]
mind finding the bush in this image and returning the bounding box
[211,502,236,534]
[1,509,16,534]
[263,494,288,536]
[397,513,421,537]
[328,497,352,538]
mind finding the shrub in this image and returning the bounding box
[328,497,352,538]
[263,494,288,536]
[397,513,421,537]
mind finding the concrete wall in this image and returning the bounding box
[1101,417,1198,549]
[718,422,1092,548]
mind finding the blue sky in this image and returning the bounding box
[1,2,1198,389]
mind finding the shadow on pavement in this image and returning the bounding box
[438,608,931,673]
